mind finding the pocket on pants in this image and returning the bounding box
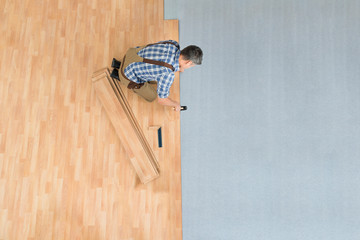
[132,82,157,102]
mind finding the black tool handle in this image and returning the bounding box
[157,127,162,148]
[180,106,187,111]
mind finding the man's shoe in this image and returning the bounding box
[111,58,121,69]
[110,68,120,80]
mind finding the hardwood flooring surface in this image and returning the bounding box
[0,0,182,239]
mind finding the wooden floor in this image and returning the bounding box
[0,0,182,239]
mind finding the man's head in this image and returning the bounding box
[179,45,203,72]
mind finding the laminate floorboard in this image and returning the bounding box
[0,0,182,239]
[92,69,160,184]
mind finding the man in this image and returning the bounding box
[111,40,203,111]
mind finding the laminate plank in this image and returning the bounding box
[92,69,159,184]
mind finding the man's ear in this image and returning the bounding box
[186,60,193,66]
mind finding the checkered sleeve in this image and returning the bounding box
[156,72,175,98]
[124,64,142,83]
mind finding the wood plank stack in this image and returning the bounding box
[92,68,160,183]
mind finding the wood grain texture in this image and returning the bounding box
[92,69,159,184]
[0,0,182,239]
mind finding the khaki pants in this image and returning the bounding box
[119,47,157,102]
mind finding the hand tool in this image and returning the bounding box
[181,106,187,111]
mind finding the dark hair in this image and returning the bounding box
[180,45,203,65]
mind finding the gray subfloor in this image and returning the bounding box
[166,0,360,239]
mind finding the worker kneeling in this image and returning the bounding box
[112,40,202,112]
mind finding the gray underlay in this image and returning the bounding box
[165,0,360,239]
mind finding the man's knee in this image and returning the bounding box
[132,82,157,102]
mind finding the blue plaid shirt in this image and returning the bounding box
[124,40,180,98]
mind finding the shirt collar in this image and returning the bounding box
[174,49,180,72]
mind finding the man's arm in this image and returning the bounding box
[157,97,181,111]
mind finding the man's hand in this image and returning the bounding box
[157,97,181,111]
[173,105,181,112]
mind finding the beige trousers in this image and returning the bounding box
[119,47,157,102]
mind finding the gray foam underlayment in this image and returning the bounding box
[165,0,360,239]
